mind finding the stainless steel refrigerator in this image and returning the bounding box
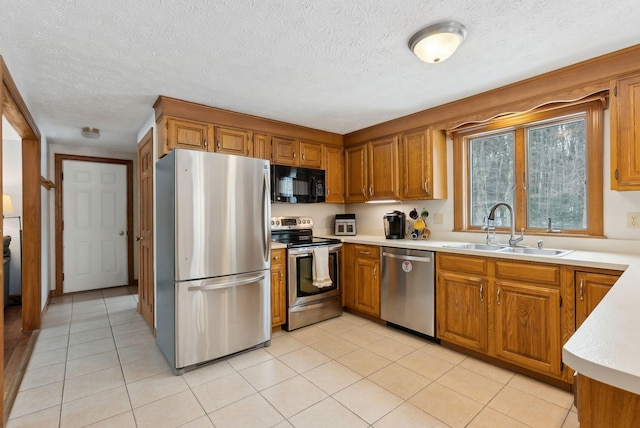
[156,149,271,373]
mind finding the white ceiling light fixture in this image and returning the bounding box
[409,21,468,64]
[81,127,101,139]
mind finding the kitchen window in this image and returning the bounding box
[452,95,605,237]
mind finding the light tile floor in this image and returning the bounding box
[8,287,579,427]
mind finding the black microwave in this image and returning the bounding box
[271,165,325,203]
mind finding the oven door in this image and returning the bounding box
[288,244,341,307]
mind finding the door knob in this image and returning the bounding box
[119,231,125,236]
[136,236,143,242]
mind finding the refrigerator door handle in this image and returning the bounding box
[263,167,270,262]
[187,273,267,292]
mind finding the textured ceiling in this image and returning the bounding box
[1,0,640,153]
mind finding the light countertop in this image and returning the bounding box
[317,234,640,395]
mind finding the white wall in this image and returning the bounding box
[2,133,23,297]
[47,143,138,294]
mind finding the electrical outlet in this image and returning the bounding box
[627,212,640,228]
[434,213,444,224]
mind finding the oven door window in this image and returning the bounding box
[296,252,338,296]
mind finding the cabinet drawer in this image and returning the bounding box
[271,249,286,264]
[353,245,380,260]
[495,260,560,285]
[437,253,488,276]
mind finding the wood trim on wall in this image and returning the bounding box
[154,96,344,147]
[344,44,640,145]
[53,154,134,296]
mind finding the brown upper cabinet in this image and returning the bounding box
[158,117,213,153]
[345,144,368,202]
[214,126,251,156]
[368,136,400,200]
[400,128,447,200]
[611,72,640,190]
[251,133,270,160]
[325,146,345,203]
[345,136,400,202]
[158,117,254,157]
[271,137,323,168]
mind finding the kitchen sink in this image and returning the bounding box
[497,246,574,257]
[444,243,573,257]
[444,243,506,251]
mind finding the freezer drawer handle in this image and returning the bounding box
[382,252,431,263]
[187,273,266,292]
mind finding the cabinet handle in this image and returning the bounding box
[362,188,366,197]
[279,271,283,281]
[374,266,377,278]
[579,279,584,301]
[480,284,484,302]
[217,139,221,151]
[360,251,370,255]
[204,138,207,150]
[293,150,296,159]
[424,179,429,194]
[497,287,501,305]
[302,150,306,161]
[369,185,373,196]
[273,255,279,260]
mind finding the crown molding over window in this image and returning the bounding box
[446,91,609,138]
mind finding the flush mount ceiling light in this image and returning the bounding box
[409,21,467,63]
[81,127,100,139]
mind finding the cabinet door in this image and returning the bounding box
[214,126,250,156]
[575,271,619,328]
[611,73,640,189]
[345,144,368,202]
[270,249,287,328]
[494,281,562,376]
[325,146,345,203]
[251,133,270,160]
[165,118,212,153]
[368,136,399,200]
[354,257,380,317]
[342,244,355,308]
[400,128,447,200]
[299,141,323,169]
[271,136,299,165]
[437,271,488,352]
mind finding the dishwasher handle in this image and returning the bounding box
[382,251,432,263]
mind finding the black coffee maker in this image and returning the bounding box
[383,211,405,239]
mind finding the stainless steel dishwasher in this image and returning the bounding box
[381,247,436,338]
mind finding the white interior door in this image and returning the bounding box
[63,160,128,293]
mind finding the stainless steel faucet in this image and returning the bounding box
[487,202,524,246]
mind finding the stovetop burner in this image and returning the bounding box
[271,216,341,248]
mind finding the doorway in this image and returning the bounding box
[54,155,133,295]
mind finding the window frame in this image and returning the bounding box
[452,96,605,237]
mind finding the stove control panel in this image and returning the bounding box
[271,216,314,230]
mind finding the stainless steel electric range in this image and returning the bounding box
[271,216,342,331]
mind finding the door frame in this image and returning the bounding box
[54,154,134,296]
[1,55,42,425]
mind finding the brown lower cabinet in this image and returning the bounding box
[342,243,380,318]
[270,249,287,328]
[576,374,640,427]
[575,270,620,327]
[436,253,565,379]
